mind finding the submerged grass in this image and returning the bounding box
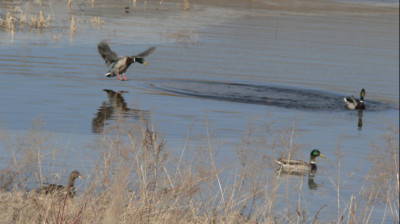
[0,115,398,223]
[0,8,51,33]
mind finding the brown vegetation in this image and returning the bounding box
[0,116,398,223]
[0,3,105,43]
[0,8,51,33]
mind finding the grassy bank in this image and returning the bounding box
[0,117,398,223]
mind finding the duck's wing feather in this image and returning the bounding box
[38,183,65,194]
[98,41,121,66]
[276,158,308,166]
[134,47,156,58]
[344,95,359,104]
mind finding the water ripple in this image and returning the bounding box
[150,79,394,111]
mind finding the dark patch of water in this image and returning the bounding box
[150,79,394,111]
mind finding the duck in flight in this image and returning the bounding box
[98,41,156,81]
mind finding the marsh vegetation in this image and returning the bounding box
[0,117,398,223]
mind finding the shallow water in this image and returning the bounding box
[0,0,398,222]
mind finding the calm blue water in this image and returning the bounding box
[0,0,398,222]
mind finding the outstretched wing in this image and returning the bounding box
[98,41,120,66]
[134,47,156,58]
[344,96,358,104]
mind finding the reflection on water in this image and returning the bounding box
[358,110,363,130]
[151,79,394,111]
[277,169,321,190]
[92,89,149,133]
[308,175,319,190]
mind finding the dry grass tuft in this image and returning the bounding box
[0,7,50,34]
[90,16,104,30]
[68,0,72,12]
[0,2,106,42]
[183,0,190,11]
[70,16,77,34]
[69,15,77,44]
[4,11,16,33]
[29,11,51,29]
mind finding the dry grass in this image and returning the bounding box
[183,0,190,11]
[90,16,105,30]
[70,15,77,34]
[68,0,72,12]
[0,8,51,33]
[29,11,51,29]
[0,3,105,43]
[69,15,77,44]
[0,116,398,223]
[360,125,399,223]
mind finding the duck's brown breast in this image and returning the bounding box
[117,57,133,74]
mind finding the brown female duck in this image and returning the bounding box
[38,171,83,197]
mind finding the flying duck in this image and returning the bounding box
[98,40,156,81]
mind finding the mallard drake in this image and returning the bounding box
[344,88,366,110]
[276,149,326,175]
[98,40,156,81]
[38,171,83,197]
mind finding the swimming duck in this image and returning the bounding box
[276,149,326,175]
[98,41,156,81]
[38,171,83,197]
[344,88,366,110]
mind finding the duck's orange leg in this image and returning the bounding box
[122,73,128,81]
[117,74,123,81]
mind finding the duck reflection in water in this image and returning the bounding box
[92,89,149,133]
[307,170,319,190]
[276,165,322,190]
[357,110,363,130]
